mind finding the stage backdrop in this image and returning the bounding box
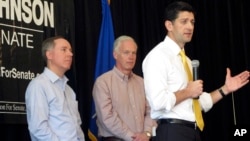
[0,0,75,124]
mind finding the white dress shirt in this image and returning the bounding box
[142,36,213,121]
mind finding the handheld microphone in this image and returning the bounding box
[192,60,200,99]
[191,60,200,80]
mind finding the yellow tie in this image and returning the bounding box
[179,50,204,131]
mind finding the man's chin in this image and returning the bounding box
[185,39,192,43]
[64,66,72,71]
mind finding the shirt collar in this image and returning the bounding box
[113,66,133,82]
[165,36,182,56]
[44,67,68,90]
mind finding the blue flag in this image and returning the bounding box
[88,0,115,140]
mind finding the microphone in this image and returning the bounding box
[191,60,200,80]
[192,60,200,99]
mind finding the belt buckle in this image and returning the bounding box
[194,123,197,130]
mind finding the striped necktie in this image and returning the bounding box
[179,50,204,131]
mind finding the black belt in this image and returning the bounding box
[101,136,124,141]
[157,118,198,130]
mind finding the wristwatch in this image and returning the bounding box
[145,131,152,138]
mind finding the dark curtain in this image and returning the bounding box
[1,0,250,141]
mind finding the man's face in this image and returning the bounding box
[114,39,137,74]
[167,11,195,47]
[47,38,73,74]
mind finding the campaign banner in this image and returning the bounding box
[0,0,55,124]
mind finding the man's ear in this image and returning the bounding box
[46,50,52,60]
[165,20,173,32]
[113,51,117,60]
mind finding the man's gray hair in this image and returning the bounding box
[113,35,136,52]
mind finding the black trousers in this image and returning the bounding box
[155,119,201,141]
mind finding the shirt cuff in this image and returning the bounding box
[199,92,213,112]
